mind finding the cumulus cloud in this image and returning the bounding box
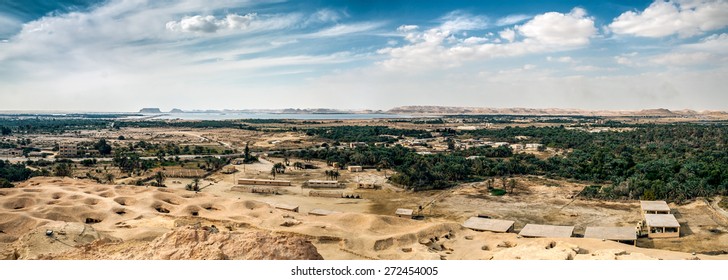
[547,56,575,63]
[609,0,728,38]
[378,8,596,70]
[165,13,300,33]
[499,28,515,42]
[517,8,596,46]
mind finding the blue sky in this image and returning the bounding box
[0,0,726,111]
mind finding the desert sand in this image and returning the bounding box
[1,177,726,260]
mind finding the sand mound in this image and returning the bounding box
[71,225,323,260]
[14,221,108,259]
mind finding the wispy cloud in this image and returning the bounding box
[496,14,530,26]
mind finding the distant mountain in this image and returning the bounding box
[387,106,726,117]
[169,108,184,113]
[139,108,162,113]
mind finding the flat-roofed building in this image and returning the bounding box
[305,180,341,188]
[237,178,291,186]
[462,217,515,233]
[0,149,21,157]
[347,165,363,172]
[395,208,414,219]
[640,200,671,215]
[519,224,574,238]
[270,202,299,213]
[584,226,637,245]
[231,186,280,195]
[308,208,341,216]
[58,142,77,158]
[308,190,344,198]
[644,214,680,238]
[356,182,378,189]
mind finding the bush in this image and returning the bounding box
[490,188,507,196]
[0,178,13,188]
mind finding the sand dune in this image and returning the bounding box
[0,177,725,260]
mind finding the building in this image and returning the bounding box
[237,178,291,186]
[0,149,21,157]
[510,144,524,151]
[462,217,515,233]
[308,208,341,216]
[492,142,510,147]
[584,227,637,246]
[356,183,379,189]
[347,165,363,172]
[270,202,299,213]
[231,186,280,194]
[395,208,414,219]
[349,142,367,148]
[525,143,543,150]
[644,214,680,238]
[58,142,77,158]
[308,190,344,198]
[27,151,44,157]
[305,180,340,188]
[640,200,671,215]
[519,224,574,238]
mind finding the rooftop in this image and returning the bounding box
[519,224,574,238]
[584,227,637,241]
[644,214,680,228]
[462,217,514,233]
[640,200,671,212]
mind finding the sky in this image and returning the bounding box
[0,0,727,112]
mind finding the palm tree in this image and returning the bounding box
[155,171,165,187]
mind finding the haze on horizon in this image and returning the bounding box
[0,0,727,112]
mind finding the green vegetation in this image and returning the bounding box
[305,126,431,143]
[294,124,727,201]
[0,160,33,183]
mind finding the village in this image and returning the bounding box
[1,115,727,260]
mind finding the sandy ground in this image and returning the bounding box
[1,175,726,260]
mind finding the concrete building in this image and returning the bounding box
[462,217,515,233]
[58,142,77,158]
[305,180,341,188]
[644,214,680,238]
[308,190,344,198]
[349,142,367,148]
[584,227,637,245]
[231,186,280,195]
[519,224,574,238]
[395,208,414,219]
[640,201,671,215]
[355,182,379,189]
[0,149,21,157]
[237,178,291,186]
[525,143,543,150]
[347,165,363,172]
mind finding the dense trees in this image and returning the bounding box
[305,126,431,143]
[0,160,32,183]
[292,124,727,201]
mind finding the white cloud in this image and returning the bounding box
[397,25,419,32]
[439,11,488,32]
[306,22,385,37]
[165,13,301,33]
[649,52,714,65]
[496,14,530,26]
[499,28,515,42]
[615,55,636,66]
[547,56,574,63]
[682,33,728,53]
[516,8,596,46]
[378,8,596,70]
[609,0,728,38]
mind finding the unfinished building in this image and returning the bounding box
[643,214,680,238]
[462,217,515,233]
[395,208,414,219]
[231,186,280,195]
[519,224,574,238]
[305,180,341,188]
[584,226,637,245]
[237,179,291,186]
[640,200,671,215]
[347,166,363,172]
[270,202,299,213]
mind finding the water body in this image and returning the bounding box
[138,112,414,120]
